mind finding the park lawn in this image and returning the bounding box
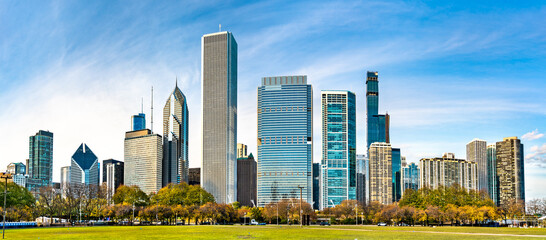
[323,225,546,235]
[7,225,546,240]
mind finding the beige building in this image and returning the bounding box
[420,153,477,191]
[124,129,163,195]
[369,142,392,205]
[466,138,487,191]
[237,143,248,159]
[496,137,525,207]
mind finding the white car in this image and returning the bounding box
[250,219,258,225]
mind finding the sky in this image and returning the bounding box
[1,1,545,199]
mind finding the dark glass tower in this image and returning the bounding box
[28,130,54,191]
[391,148,401,202]
[366,72,389,150]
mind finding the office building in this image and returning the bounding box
[392,148,401,202]
[402,162,419,196]
[237,153,257,207]
[257,76,312,207]
[132,113,146,131]
[103,159,124,202]
[356,154,368,205]
[467,139,488,191]
[366,71,389,150]
[420,153,477,191]
[321,90,356,209]
[201,31,238,203]
[163,82,189,186]
[124,129,163,195]
[7,162,26,175]
[237,143,248,159]
[60,166,70,192]
[369,142,392,205]
[70,143,99,186]
[496,137,525,208]
[12,174,28,187]
[189,168,200,186]
[28,130,54,191]
[313,163,320,209]
[487,144,498,205]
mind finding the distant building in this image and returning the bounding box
[60,166,70,193]
[7,162,26,175]
[467,139,488,192]
[132,113,146,131]
[103,159,124,202]
[312,163,320,209]
[237,143,248,159]
[188,168,200,185]
[163,82,189,186]
[201,31,238,204]
[356,154,367,205]
[28,130,54,192]
[124,129,163,195]
[366,71,389,150]
[420,153,477,191]
[487,144,498,205]
[392,148,401,202]
[70,143,99,186]
[496,137,525,208]
[237,153,257,207]
[402,162,419,196]
[12,174,28,187]
[369,142,392,205]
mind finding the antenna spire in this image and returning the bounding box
[219,24,221,32]
[141,97,143,114]
[176,76,178,87]
[151,86,154,133]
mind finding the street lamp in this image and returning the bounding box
[297,186,304,227]
[1,173,13,239]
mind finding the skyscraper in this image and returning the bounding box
[163,82,189,186]
[103,159,124,202]
[321,90,356,209]
[402,162,419,196]
[312,163,320,209]
[392,148,401,202]
[237,143,248,159]
[466,139,488,191]
[366,72,389,150]
[201,31,238,203]
[132,113,146,131]
[237,153,257,207]
[356,154,367,205]
[60,166,70,192]
[420,153,477,191]
[257,76,312,207]
[28,130,54,191]
[487,144,498,205]
[496,137,525,208]
[369,142,392,205]
[124,129,163,195]
[70,143,99,186]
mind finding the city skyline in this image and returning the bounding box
[1,1,545,200]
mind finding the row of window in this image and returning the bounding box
[258,171,311,176]
[259,106,309,112]
[261,136,310,144]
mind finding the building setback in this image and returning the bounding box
[420,153,477,191]
[369,142,392,205]
[466,139,488,192]
[70,143,99,186]
[124,129,163,195]
[201,31,238,203]
[402,162,420,196]
[487,144,498,206]
[496,137,525,208]
[321,90,356,209]
[163,83,189,186]
[257,76,313,207]
[237,153,257,207]
[27,130,54,192]
[103,159,124,202]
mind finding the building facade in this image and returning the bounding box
[487,144,498,205]
[312,163,320,209]
[257,76,312,207]
[369,142,392,205]
[189,168,200,186]
[60,166,70,192]
[201,31,238,203]
[163,83,189,186]
[12,174,28,187]
[356,154,367,205]
[124,129,163,195]
[103,159,124,202]
[402,162,419,196]
[392,148,401,202]
[28,130,54,191]
[237,153,257,207]
[237,143,248,159]
[70,143,99,186]
[420,153,477,191]
[466,139,488,191]
[7,162,26,175]
[321,90,356,209]
[132,113,146,131]
[496,137,525,208]
[366,71,389,150]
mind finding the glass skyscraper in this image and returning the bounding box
[391,148,401,202]
[487,144,498,205]
[201,31,237,203]
[257,76,312,207]
[70,143,99,186]
[28,130,54,191]
[356,154,368,205]
[366,72,389,150]
[321,90,356,209]
[132,113,146,131]
[163,82,189,186]
[402,162,419,196]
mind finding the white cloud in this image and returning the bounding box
[522,129,545,141]
[525,143,546,168]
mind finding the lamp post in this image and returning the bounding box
[297,186,304,227]
[1,173,13,239]
[276,202,279,225]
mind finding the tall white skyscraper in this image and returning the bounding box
[163,82,189,186]
[466,138,487,191]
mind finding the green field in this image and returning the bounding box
[7,225,546,239]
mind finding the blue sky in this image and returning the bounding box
[1,1,545,199]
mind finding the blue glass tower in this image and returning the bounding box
[132,113,146,131]
[402,162,420,194]
[487,144,498,205]
[391,148,401,202]
[321,90,356,209]
[28,130,54,191]
[70,143,99,186]
[257,76,312,207]
[366,72,389,149]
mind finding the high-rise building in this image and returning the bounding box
[124,129,163,195]
[466,139,487,191]
[12,174,28,187]
[257,76,312,207]
[496,137,525,208]
[70,143,99,186]
[392,148,401,202]
[6,162,26,175]
[487,144,498,205]
[60,166,70,192]
[402,162,419,196]
[356,154,367,205]
[189,168,200,186]
[369,142,392,205]
[237,143,248,159]
[420,153,477,191]
[28,130,54,191]
[163,82,189,186]
[201,31,238,203]
[312,163,320,209]
[132,113,146,131]
[366,72,389,150]
[103,159,124,202]
[237,153,257,207]
[321,90,356,209]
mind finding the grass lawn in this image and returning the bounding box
[7,225,546,239]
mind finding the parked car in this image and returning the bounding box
[377,222,387,226]
[250,219,258,225]
[320,222,331,226]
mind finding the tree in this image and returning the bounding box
[0,182,35,208]
[113,185,149,206]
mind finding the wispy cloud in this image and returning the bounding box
[522,129,545,141]
[526,143,546,168]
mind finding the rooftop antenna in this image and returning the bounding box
[176,76,178,88]
[219,24,221,32]
[141,97,144,114]
[151,86,154,133]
